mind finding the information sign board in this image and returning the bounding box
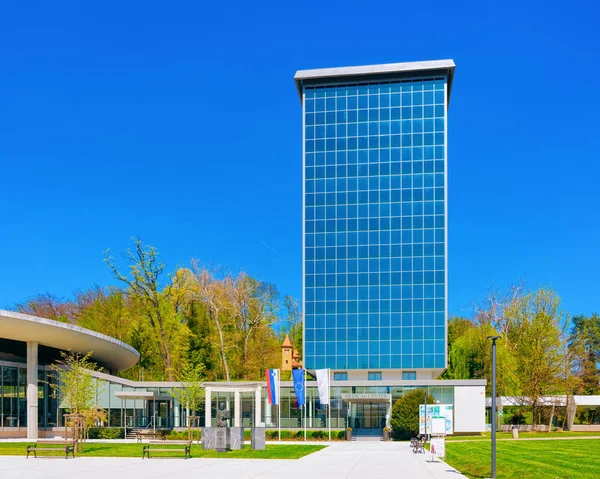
[419,404,453,435]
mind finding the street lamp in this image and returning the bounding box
[488,335,501,479]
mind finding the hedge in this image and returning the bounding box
[87,427,125,439]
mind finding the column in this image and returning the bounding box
[204,387,212,427]
[234,391,241,427]
[174,400,181,428]
[255,386,262,427]
[27,341,38,440]
[265,392,272,426]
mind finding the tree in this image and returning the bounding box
[283,295,302,357]
[504,287,569,425]
[390,389,435,440]
[569,314,600,395]
[105,238,189,381]
[192,264,234,381]
[230,273,279,379]
[15,292,77,323]
[47,351,102,415]
[171,363,205,426]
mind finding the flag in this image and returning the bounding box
[266,369,279,405]
[316,369,329,405]
[292,369,305,407]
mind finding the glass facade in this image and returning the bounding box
[303,75,448,371]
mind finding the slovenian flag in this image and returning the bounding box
[266,369,279,405]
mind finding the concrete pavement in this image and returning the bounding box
[0,441,467,478]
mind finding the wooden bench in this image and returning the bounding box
[142,440,191,459]
[26,440,76,459]
[136,430,166,442]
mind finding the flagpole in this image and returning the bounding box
[328,368,331,442]
[304,368,307,441]
[278,369,281,441]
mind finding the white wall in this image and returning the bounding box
[454,385,486,433]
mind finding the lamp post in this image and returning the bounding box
[488,335,501,479]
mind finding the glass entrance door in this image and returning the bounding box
[353,402,386,429]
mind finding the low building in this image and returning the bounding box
[0,310,486,438]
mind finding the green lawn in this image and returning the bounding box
[0,442,325,459]
[446,431,600,441]
[444,438,600,478]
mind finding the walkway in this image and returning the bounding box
[0,441,466,479]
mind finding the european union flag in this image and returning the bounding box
[292,369,305,407]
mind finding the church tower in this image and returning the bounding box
[281,335,293,371]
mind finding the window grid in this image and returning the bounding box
[304,76,447,371]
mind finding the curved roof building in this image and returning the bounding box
[0,309,140,439]
[0,310,139,372]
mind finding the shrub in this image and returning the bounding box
[390,389,435,440]
[87,427,124,439]
[165,430,201,441]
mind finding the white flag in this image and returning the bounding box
[316,369,330,405]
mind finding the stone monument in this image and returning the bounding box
[215,402,230,452]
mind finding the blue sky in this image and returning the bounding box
[0,1,598,318]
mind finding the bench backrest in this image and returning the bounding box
[148,440,190,445]
[36,440,74,445]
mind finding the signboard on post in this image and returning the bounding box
[430,436,446,460]
[419,404,454,435]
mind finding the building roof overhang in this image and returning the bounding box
[0,309,140,372]
[294,59,456,105]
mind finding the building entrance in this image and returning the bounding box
[352,402,387,429]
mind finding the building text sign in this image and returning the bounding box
[341,393,391,400]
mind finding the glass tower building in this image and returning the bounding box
[295,60,455,378]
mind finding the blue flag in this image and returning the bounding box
[292,369,305,407]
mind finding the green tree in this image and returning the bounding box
[390,389,435,440]
[505,287,569,425]
[569,314,600,395]
[105,238,189,381]
[47,351,102,414]
[171,363,205,425]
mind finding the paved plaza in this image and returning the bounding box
[0,441,466,479]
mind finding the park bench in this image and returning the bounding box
[142,440,191,459]
[136,429,166,442]
[26,439,76,459]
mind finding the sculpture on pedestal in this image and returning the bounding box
[216,402,230,427]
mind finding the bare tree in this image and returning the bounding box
[230,273,279,379]
[15,292,78,323]
[473,281,525,334]
[192,263,232,381]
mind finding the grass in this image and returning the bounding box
[0,442,325,459]
[445,431,600,441]
[443,438,600,478]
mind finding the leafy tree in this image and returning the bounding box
[390,389,435,440]
[569,314,600,395]
[505,287,569,425]
[171,363,205,425]
[105,238,189,380]
[47,351,102,415]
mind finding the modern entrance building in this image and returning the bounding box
[294,60,455,379]
[0,309,485,438]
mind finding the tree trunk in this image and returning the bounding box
[214,317,230,381]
